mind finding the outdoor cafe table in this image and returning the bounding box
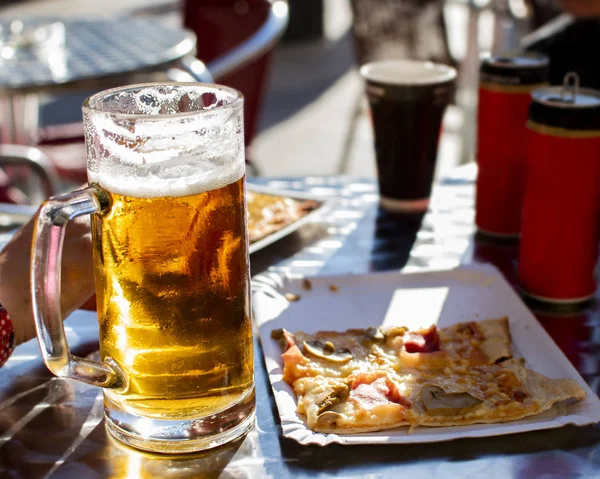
[0,17,207,95]
[0,17,209,142]
[1,168,599,477]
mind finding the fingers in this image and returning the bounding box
[0,210,95,346]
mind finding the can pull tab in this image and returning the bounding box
[561,72,580,104]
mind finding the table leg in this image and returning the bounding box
[6,95,17,144]
[6,94,39,145]
[23,93,40,143]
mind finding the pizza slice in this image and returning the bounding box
[272,318,587,434]
[412,358,586,427]
[293,372,418,433]
[247,191,319,243]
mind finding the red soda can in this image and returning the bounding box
[519,74,600,305]
[475,53,549,238]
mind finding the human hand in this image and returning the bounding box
[0,211,95,346]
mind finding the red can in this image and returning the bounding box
[519,81,600,304]
[475,53,549,238]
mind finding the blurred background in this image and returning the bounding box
[0,0,564,195]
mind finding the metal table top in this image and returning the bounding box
[0,17,196,95]
[1,171,599,478]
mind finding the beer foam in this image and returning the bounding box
[86,84,245,198]
[88,153,245,198]
[360,60,456,86]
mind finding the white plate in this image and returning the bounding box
[252,263,600,446]
[246,184,333,255]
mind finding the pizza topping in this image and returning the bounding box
[271,328,284,340]
[403,325,441,353]
[271,328,296,351]
[383,326,408,338]
[512,390,527,403]
[317,382,351,414]
[351,379,391,409]
[366,327,385,341]
[398,349,449,369]
[281,345,311,383]
[315,410,343,428]
[421,384,482,416]
[350,373,411,409]
[303,340,353,363]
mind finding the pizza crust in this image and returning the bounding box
[503,359,586,410]
[476,316,513,363]
[314,408,414,434]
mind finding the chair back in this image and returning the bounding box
[0,145,59,204]
[35,122,87,184]
[183,0,288,149]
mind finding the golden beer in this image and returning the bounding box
[92,175,254,420]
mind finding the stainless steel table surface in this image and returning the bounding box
[0,17,210,144]
[1,171,599,478]
[0,17,199,95]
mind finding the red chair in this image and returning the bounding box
[183,0,288,169]
[33,122,86,185]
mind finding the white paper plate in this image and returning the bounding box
[252,263,600,446]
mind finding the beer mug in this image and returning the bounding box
[31,83,255,453]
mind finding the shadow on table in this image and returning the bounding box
[0,339,103,478]
[276,424,600,477]
[0,338,99,402]
[55,423,247,479]
[369,208,425,272]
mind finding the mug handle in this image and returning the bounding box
[31,185,123,389]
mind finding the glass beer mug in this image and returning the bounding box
[31,83,255,453]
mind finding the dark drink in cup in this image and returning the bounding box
[360,60,456,213]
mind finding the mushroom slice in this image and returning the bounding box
[317,382,351,415]
[366,327,385,342]
[303,340,353,363]
[315,410,344,429]
[421,384,482,416]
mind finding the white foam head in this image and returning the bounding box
[360,60,456,86]
[84,83,245,198]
